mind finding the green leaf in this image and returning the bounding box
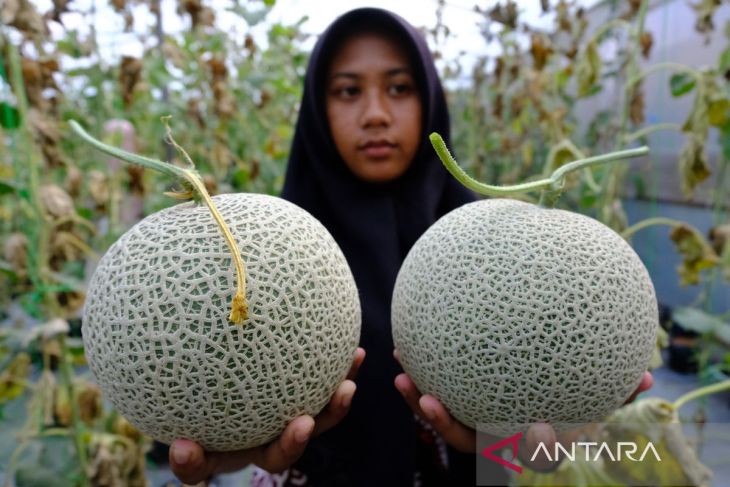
[0,180,17,195]
[672,307,726,335]
[0,102,21,129]
[720,122,730,160]
[669,73,696,97]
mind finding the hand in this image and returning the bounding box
[393,349,653,470]
[169,347,366,484]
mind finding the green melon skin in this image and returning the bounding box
[82,193,361,451]
[391,198,658,437]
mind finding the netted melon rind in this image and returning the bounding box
[83,193,361,451]
[392,199,657,437]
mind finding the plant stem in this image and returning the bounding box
[69,119,250,324]
[623,123,683,144]
[673,380,730,411]
[620,217,685,239]
[57,335,90,480]
[429,132,648,206]
[588,18,633,45]
[544,139,600,192]
[5,38,90,487]
[627,62,704,91]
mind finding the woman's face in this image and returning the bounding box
[326,33,423,183]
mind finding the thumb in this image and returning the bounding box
[169,439,213,485]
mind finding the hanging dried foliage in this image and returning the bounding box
[29,109,65,167]
[530,33,553,71]
[1,0,47,39]
[629,83,645,125]
[678,134,711,198]
[178,0,215,29]
[692,0,722,40]
[487,1,518,30]
[119,56,142,108]
[670,224,719,285]
[207,57,236,118]
[640,31,654,59]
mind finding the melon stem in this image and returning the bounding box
[673,380,730,411]
[69,119,249,324]
[429,132,649,207]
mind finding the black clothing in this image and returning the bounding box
[281,8,505,486]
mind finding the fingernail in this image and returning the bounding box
[421,404,435,421]
[172,445,191,465]
[295,423,313,443]
[531,424,555,446]
[341,392,353,409]
[394,375,406,393]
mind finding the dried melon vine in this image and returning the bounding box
[70,118,248,323]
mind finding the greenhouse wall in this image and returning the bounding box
[580,0,729,313]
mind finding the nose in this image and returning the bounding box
[360,89,391,128]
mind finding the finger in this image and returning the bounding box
[169,439,216,485]
[418,395,476,453]
[523,423,559,472]
[346,347,366,381]
[250,415,315,473]
[394,373,427,420]
[624,371,654,405]
[393,348,401,364]
[313,379,357,436]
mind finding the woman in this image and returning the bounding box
[170,8,653,486]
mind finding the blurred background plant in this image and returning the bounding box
[0,0,729,485]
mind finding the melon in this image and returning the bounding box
[83,193,361,451]
[391,198,657,436]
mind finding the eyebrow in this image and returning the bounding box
[329,67,413,80]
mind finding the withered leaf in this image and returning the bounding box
[555,0,571,32]
[119,56,142,108]
[77,382,103,424]
[576,40,601,97]
[50,0,70,21]
[2,0,47,39]
[488,1,518,30]
[88,170,109,209]
[708,224,730,280]
[207,57,228,81]
[0,353,31,404]
[40,184,75,219]
[678,134,711,198]
[28,108,64,167]
[709,223,730,255]
[161,41,186,69]
[530,33,553,71]
[670,224,718,285]
[630,83,645,125]
[708,98,730,126]
[692,0,722,40]
[640,31,654,59]
[4,233,28,276]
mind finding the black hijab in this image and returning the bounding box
[281,8,483,486]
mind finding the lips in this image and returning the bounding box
[360,139,396,159]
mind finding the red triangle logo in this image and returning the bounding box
[480,431,523,474]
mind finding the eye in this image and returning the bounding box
[332,85,360,100]
[388,82,414,97]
